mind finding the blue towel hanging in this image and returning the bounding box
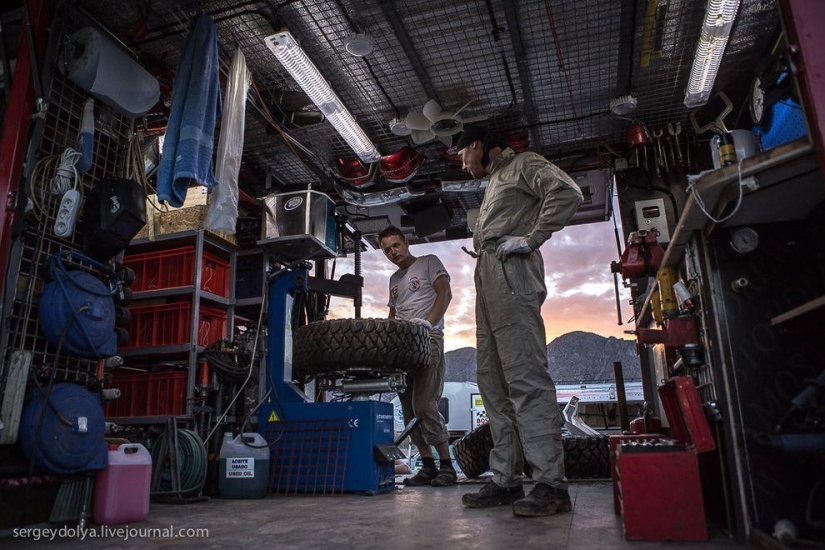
[156,11,221,207]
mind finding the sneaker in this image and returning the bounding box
[430,467,457,487]
[404,466,438,486]
[512,483,572,517]
[462,481,525,508]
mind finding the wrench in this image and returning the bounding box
[668,122,683,165]
[652,128,668,173]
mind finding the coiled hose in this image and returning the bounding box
[150,428,207,496]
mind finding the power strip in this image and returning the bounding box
[54,189,80,238]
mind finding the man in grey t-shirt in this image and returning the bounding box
[378,225,455,487]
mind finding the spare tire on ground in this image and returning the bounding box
[453,422,494,478]
[293,318,430,375]
[453,422,610,480]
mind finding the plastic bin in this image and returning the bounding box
[104,371,187,417]
[124,246,230,297]
[93,443,152,524]
[124,302,228,349]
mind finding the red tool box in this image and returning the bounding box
[615,376,716,541]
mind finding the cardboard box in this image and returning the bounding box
[134,189,237,245]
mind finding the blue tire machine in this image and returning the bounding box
[255,191,405,495]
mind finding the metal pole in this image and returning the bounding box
[613,361,630,432]
[353,229,362,319]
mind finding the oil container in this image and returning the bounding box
[219,432,270,499]
[93,443,152,525]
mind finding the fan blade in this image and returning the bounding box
[438,135,453,147]
[410,129,435,144]
[405,111,431,131]
[462,115,489,124]
[423,99,443,123]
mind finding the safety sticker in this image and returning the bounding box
[268,410,280,422]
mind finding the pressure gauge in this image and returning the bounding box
[749,77,765,125]
[730,227,759,254]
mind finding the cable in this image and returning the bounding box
[125,132,168,214]
[200,342,252,381]
[688,159,746,224]
[204,278,268,444]
[49,148,81,195]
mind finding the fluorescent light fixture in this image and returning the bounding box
[684,0,740,109]
[265,31,380,164]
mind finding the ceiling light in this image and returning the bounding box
[265,31,380,163]
[683,0,741,109]
[344,33,375,57]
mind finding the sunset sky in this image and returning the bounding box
[328,218,635,352]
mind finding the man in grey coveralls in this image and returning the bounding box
[456,126,583,517]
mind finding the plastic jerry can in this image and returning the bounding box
[93,443,152,525]
[219,432,270,499]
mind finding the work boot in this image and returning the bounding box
[462,481,525,508]
[404,466,438,486]
[430,467,457,487]
[512,483,572,517]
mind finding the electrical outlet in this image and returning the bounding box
[54,189,80,238]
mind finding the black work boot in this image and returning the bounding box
[462,481,525,508]
[404,466,438,486]
[512,483,572,517]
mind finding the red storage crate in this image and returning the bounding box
[124,246,230,297]
[123,302,228,349]
[104,370,187,417]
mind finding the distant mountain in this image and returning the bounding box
[445,331,640,384]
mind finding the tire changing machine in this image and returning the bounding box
[255,191,405,495]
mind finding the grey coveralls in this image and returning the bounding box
[473,148,583,489]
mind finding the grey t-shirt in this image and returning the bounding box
[387,255,450,334]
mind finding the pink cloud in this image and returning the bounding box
[329,220,634,352]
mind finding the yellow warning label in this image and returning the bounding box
[268,410,280,422]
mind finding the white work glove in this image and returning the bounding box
[495,236,532,261]
[409,318,432,330]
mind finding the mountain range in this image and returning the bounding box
[444,331,641,384]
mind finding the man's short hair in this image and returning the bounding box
[377,225,406,243]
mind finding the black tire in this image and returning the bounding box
[452,424,611,480]
[563,435,610,479]
[453,422,494,478]
[293,318,430,375]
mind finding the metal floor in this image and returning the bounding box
[9,479,743,549]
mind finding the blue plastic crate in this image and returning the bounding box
[758,98,807,150]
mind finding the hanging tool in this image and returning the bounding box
[610,230,665,280]
[651,128,664,178]
[668,122,683,166]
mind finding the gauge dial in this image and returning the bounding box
[749,77,765,125]
[730,227,759,254]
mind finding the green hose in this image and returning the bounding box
[150,428,207,496]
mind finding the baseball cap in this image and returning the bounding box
[455,125,488,152]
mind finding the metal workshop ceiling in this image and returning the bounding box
[70,0,780,222]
